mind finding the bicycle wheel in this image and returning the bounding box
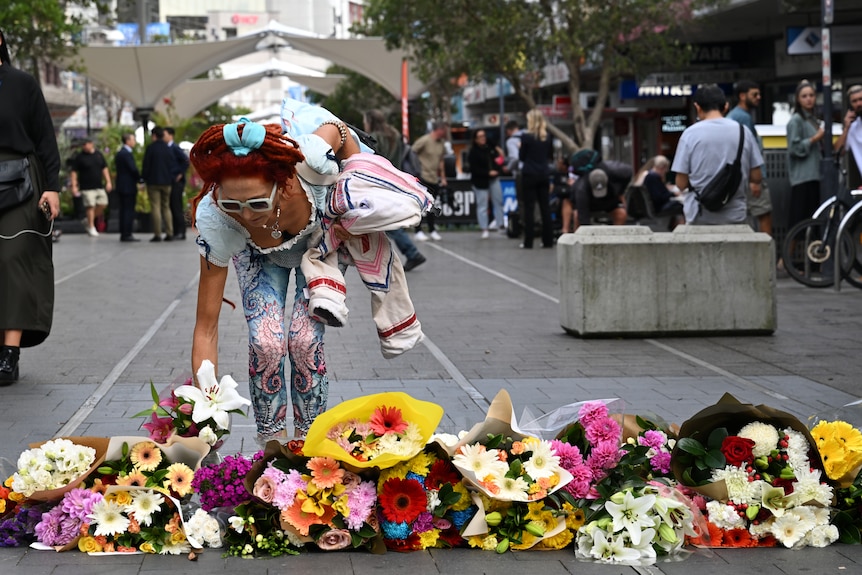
[781,218,856,288]
[840,211,862,288]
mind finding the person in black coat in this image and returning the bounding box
[114,133,141,242]
[165,127,189,240]
[141,126,175,241]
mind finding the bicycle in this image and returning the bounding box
[781,184,862,289]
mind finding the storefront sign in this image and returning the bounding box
[661,114,688,133]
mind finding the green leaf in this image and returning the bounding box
[150,380,160,405]
[508,458,523,478]
[707,427,729,450]
[676,437,707,456]
[485,434,504,449]
[839,524,862,545]
[703,450,726,469]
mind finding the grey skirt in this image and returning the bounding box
[0,151,54,347]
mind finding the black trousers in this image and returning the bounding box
[521,172,553,248]
[169,178,186,237]
[118,191,137,239]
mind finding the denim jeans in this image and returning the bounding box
[387,228,420,260]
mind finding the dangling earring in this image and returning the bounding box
[267,205,282,239]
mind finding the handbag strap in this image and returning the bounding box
[734,123,744,163]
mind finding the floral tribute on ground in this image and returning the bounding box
[11,388,862,562]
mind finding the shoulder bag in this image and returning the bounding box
[693,124,744,212]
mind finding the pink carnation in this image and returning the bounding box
[638,430,667,451]
[650,451,672,474]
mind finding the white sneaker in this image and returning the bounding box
[415,230,429,242]
[87,227,99,237]
[489,219,498,229]
[481,230,490,239]
[430,230,443,241]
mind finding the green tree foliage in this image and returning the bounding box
[362,0,721,152]
[0,0,109,82]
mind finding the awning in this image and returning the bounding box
[269,21,426,99]
[71,30,271,110]
[155,69,346,118]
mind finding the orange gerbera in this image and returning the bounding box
[130,442,162,472]
[282,500,336,536]
[369,405,408,436]
[690,521,724,546]
[307,457,345,489]
[164,463,194,497]
[723,528,753,548]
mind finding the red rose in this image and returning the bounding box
[721,436,756,467]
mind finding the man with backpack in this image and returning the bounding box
[411,122,448,241]
[672,84,763,225]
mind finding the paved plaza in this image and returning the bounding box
[2,227,862,574]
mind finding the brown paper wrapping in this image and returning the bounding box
[25,437,110,502]
[671,393,826,500]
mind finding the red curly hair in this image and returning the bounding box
[189,122,305,226]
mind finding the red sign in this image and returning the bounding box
[231,14,259,25]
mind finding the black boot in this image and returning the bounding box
[0,346,20,385]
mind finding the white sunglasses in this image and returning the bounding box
[216,182,278,213]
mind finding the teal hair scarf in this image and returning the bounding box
[223,118,266,156]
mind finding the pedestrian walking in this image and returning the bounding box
[0,27,61,384]
[69,138,112,237]
[142,126,175,242]
[412,122,448,241]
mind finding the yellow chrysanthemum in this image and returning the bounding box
[130,441,163,472]
[540,528,574,550]
[510,531,539,550]
[451,483,472,511]
[376,467,408,492]
[525,501,547,521]
[163,463,194,497]
[562,503,585,531]
[467,535,486,549]
[407,452,435,476]
[418,529,439,549]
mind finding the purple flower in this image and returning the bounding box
[60,488,100,522]
[638,430,668,451]
[34,506,81,547]
[191,452,254,511]
[345,481,376,530]
[413,512,434,533]
[650,451,672,474]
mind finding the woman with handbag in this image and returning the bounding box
[0,28,61,385]
[786,80,826,229]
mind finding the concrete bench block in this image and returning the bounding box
[557,225,776,337]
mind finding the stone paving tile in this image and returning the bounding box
[3,231,862,574]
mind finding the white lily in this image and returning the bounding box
[174,360,251,430]
[592,530,641,563]
[605,490,657,546]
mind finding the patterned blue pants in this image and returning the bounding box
[233,248,328,436]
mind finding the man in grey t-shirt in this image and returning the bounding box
[672,84,764,225]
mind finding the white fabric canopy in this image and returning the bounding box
[72,31,271,109]
[155,70,346,118]
[269,23,426,99]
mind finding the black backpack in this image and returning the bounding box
[400,144,422,177]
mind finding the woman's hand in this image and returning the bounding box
[331,221,352,242]
[812,125,825,143]
[39,191,60,220]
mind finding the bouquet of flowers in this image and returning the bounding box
[11,437,108,500]
[222,500,302,557]
[810,419,862,543]
[76,486,192,554]
[248,454,380,551]
[376,447,475,551]
[452,434,572,502]
[135,360,251,448]
[464,494,581,552]
[33,487,102,549]
[672,395,836,549]
[93,439,197,502]
[183,507,223,549]
[191,452,260,512]
[303,392,443,469]
[576,483,699,564]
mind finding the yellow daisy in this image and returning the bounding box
[562,503,585,531]
[163,463,194,497]
[418,529,439,549]
[539,528,574,550]
[130,442,163,472]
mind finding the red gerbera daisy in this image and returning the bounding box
[379,478,427,523]
[424,459,461,490]
[384,532,423,552]
[369,405,409,436]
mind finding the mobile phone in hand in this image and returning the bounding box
[40,201,51,219]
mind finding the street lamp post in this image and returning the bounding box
[821,0,836,207]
